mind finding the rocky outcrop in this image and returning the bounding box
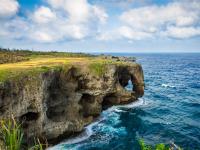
[0,62,144,145]
[99,55,136,62]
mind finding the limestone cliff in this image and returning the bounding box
[0,61,144,144]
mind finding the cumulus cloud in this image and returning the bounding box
[1,0,200,44]
[0,17,29,40]
[118,0,200,40]
[98,0,200,41]
[48,0,90,24]
[0,0,19,18]
[47,0,107,24]
[120,2,199,28]
[118,26,152,40]
[0,0,108,43]
[163,26,200,39]
[31,0,108,42]
[97,26,152,41]
[32,6,56,24]
[93,6,108,24]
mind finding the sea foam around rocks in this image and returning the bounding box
[48,98,145,150]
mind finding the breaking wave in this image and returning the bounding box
[161,83,175,88]
[48,98,145,150]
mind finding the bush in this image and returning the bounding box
[139,139,182,150]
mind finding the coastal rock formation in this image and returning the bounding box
[0,62,144,144]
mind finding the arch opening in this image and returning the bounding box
[125,79,135,91]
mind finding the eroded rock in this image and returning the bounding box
[0,62,144,145]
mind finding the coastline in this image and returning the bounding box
[0,50,144,148]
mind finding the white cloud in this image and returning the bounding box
[1,0,200,44]
[117,1,200,40]
[0,0,19,18]
[92,6,108,24]
[47,0,107,24]
[120,1,200,29]
[98,0,200,41]
[0,0,108,43]
[0,17,29,39]
[97,30,120,41]
[164,26,200,39]
[32,6,56,24]
[97,26,152,41]
[48,0,90,23]
[32,0,108,42]
[118,26,152,40]
[32,31,54,42]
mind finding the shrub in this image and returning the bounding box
[138,139,182,150]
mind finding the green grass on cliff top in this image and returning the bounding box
[0,49,134,82]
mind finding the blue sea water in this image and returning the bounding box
[50,53,200,150]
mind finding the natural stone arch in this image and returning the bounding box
[117,65,144,98]
[129,65,145,98]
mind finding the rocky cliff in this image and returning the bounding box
[0,61,144,145]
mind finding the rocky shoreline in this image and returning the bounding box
[0,58,144,146]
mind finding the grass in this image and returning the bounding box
[0,49,134,82]
[88,62,108,76]
[0,48,93,64]
[88,58,135,76]
[0,115,44,150]
[139,139,182,150]
[0,115,23,150]
[0,57,89,82]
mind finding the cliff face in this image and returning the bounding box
[0,62,144,144]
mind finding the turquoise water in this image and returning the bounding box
[50,53,200,150]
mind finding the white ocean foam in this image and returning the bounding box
[48,117,104,150]
[114,109,126,113]
[48,98,145,150]
[161,83,175,88]
[104,98,145,113]
[117,98,145,108]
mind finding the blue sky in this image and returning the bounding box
[0,0,200,53]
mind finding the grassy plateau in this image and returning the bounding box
[0,48,131,82]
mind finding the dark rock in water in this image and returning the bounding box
[0,62,144,145]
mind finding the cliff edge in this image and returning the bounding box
[0,50,144,145]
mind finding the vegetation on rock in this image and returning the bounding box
[0,48,133,82]
[0,48,93,64]
[139,139,182,150]
[89,62,108,76]
[0,48,144,149]
[0,115,44,150]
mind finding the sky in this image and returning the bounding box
[0,0,200,53]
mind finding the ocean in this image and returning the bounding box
[50,53,200,150]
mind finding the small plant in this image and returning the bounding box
[28,138,44,150]
[89,62,107,76]
[139,139,153,150]
[155,143,168,150]
[0,115,44,150]
[0,115,23,150]
[138,139,181,150]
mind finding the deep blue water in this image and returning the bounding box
[50,53,200,150]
